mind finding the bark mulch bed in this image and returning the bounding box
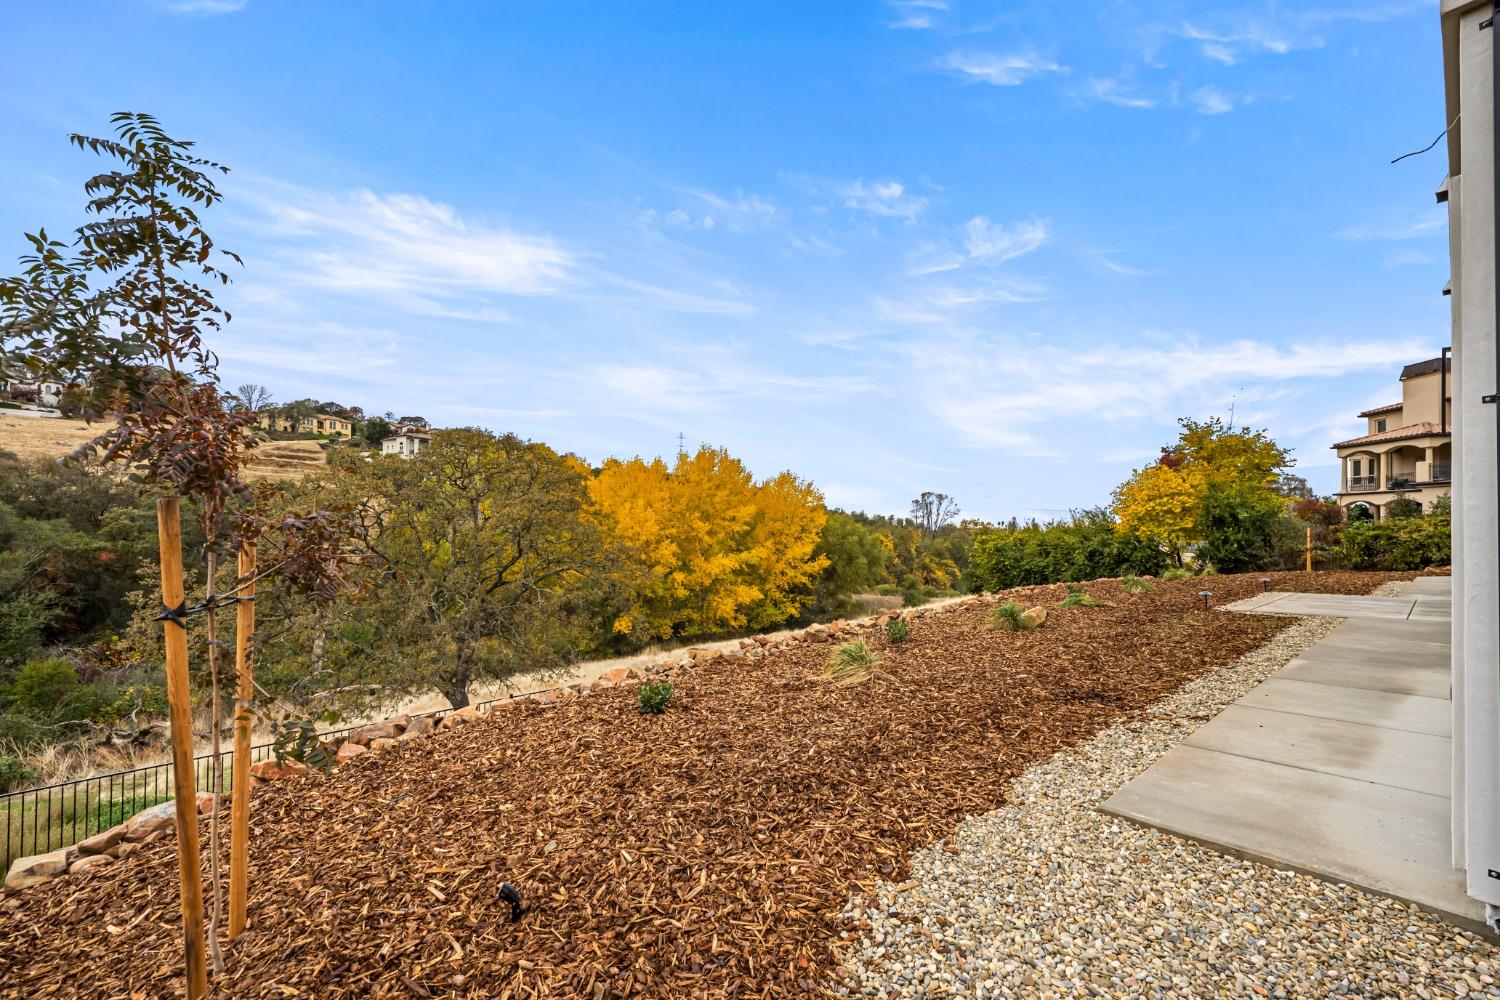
[0,571,1411,999]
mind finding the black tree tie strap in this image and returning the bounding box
[155,601,190,629]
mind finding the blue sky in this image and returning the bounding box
[0,1,1451,520]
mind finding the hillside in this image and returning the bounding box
[0,413,329,481]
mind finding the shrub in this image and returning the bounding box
[1385,496,1423,520]
[899,583,930,608]
[1333,514,1450,571]
[1161,567,1196,580]
[989,601,1034,632]
[969,508,1168,590]
[1194,483,1282,574]
[1058,584,1106,608]
[1121,575,1152,594]
[823,640,888,686]
[885,618,910,643]
[636,681,673,714]
[0,754,37,792]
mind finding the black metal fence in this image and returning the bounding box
[1,693,530,870]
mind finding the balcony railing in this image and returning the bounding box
[1347,476,1379,491]
[1386,474,1417,491]
[1431,462,1452,483]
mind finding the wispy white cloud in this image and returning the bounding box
[240,182,575,313]
[887,0,948,30]
[908,216,1049,275]
[1179,20,1296,63]
[1336,211,1445,241]
[1092,251,1155,276]
[161,0,247,13]
[585,360,869,414]
[597,275,756,316]
[839,179,929,219]
[1189,84,1236,114]
[935,51,1066,87]
[1083,77,1157,109]
[963,216,1049,262]
[898,332,1431,453]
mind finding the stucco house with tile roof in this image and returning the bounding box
[1332,355,1453,519]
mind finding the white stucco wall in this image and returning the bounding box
[1450,0,1500,912]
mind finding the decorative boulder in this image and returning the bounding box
[123,801,179,842]
[5,848,75,892]
[352,715,409,745]
[437,705,484,731]
[601,666,640,686]
[75,824,127,856]
[248,759,309,783]
[1020,606,1049,629]
[68,854,113,875]
[335,742,369,765]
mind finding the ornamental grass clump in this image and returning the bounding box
[1058,584,1108,608]
[885,618,910,644]
[823,639,891,686]
[1121,575,1152,595]
[636,681,673,715]
[989,601,1035,632]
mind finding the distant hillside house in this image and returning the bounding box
[1331,355,1452,519]
[257,412,353,438]
[1,378,64,408]
[381,430,431,459]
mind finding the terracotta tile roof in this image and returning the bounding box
[1356,401,1403,417]
[1332,421,1448,449]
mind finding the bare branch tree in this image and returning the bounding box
[229,383,273,413]
[910,491,960,539]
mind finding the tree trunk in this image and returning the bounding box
[436,666,471,710]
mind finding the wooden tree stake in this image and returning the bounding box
[156,497,209,999]
[229,542,256,938]
[1305,525,1313,573]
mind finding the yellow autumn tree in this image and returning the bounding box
[1111,462,1208,564]
[588,446,828,640]
[1113,417,1295,563]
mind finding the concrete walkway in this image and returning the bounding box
[1103,578,1490,932]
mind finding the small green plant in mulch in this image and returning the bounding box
[885,618,911,644]
[1058,584,1108,608]
[989,601,1036,632]
[1161,567,1195,581]
[1120,575,1153,595]
[636,681,674,714]
[823,639,893,686]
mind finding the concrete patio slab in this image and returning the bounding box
[1222,590,1451,622]
[1184,704,1450,796]
[1104,745,1485,928]
[1241,677,1450,737]
[1102,578,1487,932]
[1279,654,1450,699]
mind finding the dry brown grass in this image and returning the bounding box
[0,413,328,480]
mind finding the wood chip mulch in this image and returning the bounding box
[0,571,1412,999]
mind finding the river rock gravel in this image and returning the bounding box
[833,584,1500,999]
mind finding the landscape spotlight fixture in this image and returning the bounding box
[1260,577,1271,592]
[1199,590,1212,610]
